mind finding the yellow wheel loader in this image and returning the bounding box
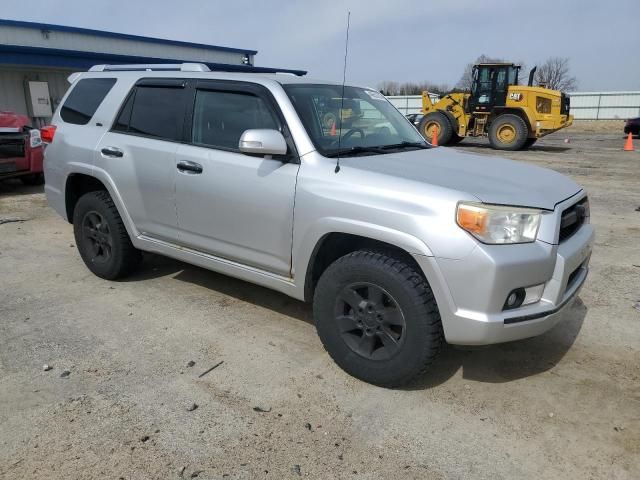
[419,63,573,150]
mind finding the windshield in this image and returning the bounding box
[283,84,427,157]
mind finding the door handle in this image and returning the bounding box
[177,160,203,174]
[101,146,123,158]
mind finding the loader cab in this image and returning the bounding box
[467,63,521,113]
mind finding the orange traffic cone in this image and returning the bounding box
[624,132,634,151]
[330,120,337,137]
[431,126,439,147]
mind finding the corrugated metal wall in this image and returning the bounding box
[386,92,640,120]
[568,92,640,120]
[0,66,73,126]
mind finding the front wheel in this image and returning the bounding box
[313,251,443,387]
[73,191,142,280]
[488,114,529,150]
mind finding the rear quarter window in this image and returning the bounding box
[60,78,116,125]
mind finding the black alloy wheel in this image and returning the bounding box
[335,282,406,360]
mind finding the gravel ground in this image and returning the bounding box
[1,130,639,479]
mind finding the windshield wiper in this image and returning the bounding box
[324,146,387,158]
[379,141,430,150]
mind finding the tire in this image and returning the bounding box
[488,114,529,150]
[20,173,44,186]
[523,138,537,149]
[73,190,142,280]
[418,112,453,145]
[313,250,443,388]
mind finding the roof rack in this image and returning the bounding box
[89,63,211,72]
[88,63,307,76]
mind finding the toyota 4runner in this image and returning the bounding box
[44,63,594,387]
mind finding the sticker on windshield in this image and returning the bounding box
[364,90,386,101]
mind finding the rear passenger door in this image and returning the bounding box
[96,79,188,243]
[174,80,299,277]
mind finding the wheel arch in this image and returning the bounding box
[64,169,137,239]
[491,108,533,135]
[301,230,433,302]
[65,173,108,223]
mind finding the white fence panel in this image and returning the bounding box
[386,94,439,115]
[568,92,640,120]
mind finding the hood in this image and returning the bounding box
[340,147,581,210]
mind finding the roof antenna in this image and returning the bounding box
[335,11,351,174]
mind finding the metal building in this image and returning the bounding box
[0,19,302,125]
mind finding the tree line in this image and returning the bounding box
[378,55,578,96]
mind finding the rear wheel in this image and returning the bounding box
[489,114,529,150]
[313,250,443,387]
[73,191,142,280]
[418,112,453,145]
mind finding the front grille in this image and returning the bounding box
[560,93,570,115]
[559,197,589,243]
[0,133,26,159]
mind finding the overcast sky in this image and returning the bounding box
[3,0,638,91]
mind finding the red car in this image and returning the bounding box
[624,117,640,136]
[0,111,45,185]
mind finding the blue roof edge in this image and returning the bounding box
[0,18,258,55]
[0,44,307,76]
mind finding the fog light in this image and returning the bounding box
[504,288,526,310]
[503,284,544,311]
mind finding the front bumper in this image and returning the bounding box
[414,195,594,345]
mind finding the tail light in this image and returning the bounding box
[29,129,43,148]
[40,125,57,143]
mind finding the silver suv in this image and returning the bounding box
[44,63,594,387]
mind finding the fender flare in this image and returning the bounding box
[65,165,140,239]
[292,217,435,299]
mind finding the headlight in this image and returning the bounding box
[456,202,541,244]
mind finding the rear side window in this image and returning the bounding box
[114,85,187,142]
[191,90,279,150]
[60,78,116,125]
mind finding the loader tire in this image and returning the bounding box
[418,112,453,145]
[489,114,529,150]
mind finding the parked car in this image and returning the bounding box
[624,117,640,136]
[44,64,594,387]
[0,111,45,185]
[405,113,424,127]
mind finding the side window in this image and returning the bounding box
[113,91,135,133]
[191,90,279,150]
[127,86,187,141]
[113,84,187,141]
[60,78,116,125]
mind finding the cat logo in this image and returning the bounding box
[509,92,523,101]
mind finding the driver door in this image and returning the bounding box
[174,81,299,277]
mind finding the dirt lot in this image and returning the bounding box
[1,128,639,480]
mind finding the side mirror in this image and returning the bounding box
[238,129,287,156]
